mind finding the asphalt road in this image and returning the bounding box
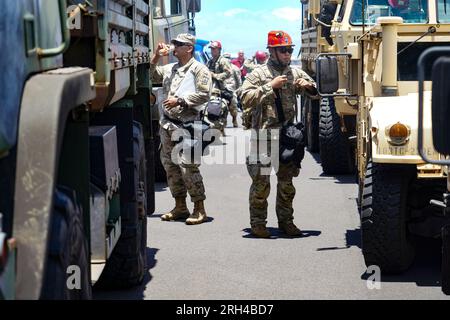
[94,119,449,300]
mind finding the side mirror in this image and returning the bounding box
[418,46,450,165]
[431,56,450,154]
[187,0,201,13]
[316,55,339,94]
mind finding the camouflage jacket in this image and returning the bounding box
[243,58,257,74]
[239,60,317,130]
[207,55,232,89]
[150,57,212,129]
[224,63,242,92]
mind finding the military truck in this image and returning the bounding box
[417,46,450,295]
[307,0,450,275]
[300,0,355,174]
[0,0,200,300]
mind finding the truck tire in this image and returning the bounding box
[319,97,354,174]
[96,123,147,289]
[442,225,450,295]
[305,98,320,152]
[360,161,415,274]
[40,187,92,300]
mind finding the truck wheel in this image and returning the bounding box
[442,225,450,295]
[306,98,320,152]
[319,97,354,174]
[40,187,92,300]
[360,160,415,274]
[96,123,148,289]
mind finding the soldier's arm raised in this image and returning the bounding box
[149,63,165,83]
[149,43,166,83]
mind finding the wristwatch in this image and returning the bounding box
[177,97,186,108]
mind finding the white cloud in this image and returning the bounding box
[272,7,301,22]
[223,8,249,17]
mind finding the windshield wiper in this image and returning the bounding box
[397,26,437,55]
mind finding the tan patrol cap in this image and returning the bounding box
[171,33,196,46]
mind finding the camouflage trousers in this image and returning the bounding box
[160,127,206,202]
[228,94,238,118]
[246,134,300,227]
[222,94,238,129]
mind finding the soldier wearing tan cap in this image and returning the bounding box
[150,33,212,225]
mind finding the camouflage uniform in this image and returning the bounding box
[150,57,212,202]
[229,63,242,91]
[225,63,242,121]
[243,58,257,74]
[239,59,316,227]
[207,55,235,129]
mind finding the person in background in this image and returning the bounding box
[244,50,268,74]
[223,52,242,127]
[207,41,237,131]
[231,50,248,81]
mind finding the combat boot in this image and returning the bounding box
[278,222,302,237]
[232,115,238,128]
[161,197,190,221]
[186,200,208,225]
[250,225,271,238]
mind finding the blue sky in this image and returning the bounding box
[194,0,302,59]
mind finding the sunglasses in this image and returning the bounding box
[277,47,294,54]
[173,41,190,47]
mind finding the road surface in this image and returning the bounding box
[94,120,448,300]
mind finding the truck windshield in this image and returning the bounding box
[437,0,450,22]
[350,0,428,24]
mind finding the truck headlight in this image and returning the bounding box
[386,122,410,146]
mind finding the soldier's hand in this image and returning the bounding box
[295,78,314,90]
[163,97,179,110]
[270,76,288,89]
[158,43,173,57]
[151,43,166,63]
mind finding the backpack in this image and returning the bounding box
[205,97,223,121]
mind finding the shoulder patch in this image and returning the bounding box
[200,73,210,86]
